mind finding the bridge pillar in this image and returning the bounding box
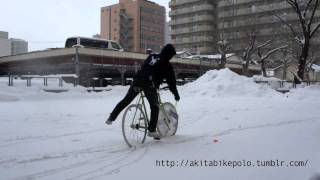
[134,62,139,73]
[74,46,80,86]
[8,75,13,86]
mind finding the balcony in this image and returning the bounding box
[172,35,215,45]
[219,2,292,19]
[169,4,215,17]
[170,15,216,26]
[171,25,215,35]
[169,0,201,7]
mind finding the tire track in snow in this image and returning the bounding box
[0,144,126,167]
[0,128,108,148]
[206,118,319,144]
[12,144,140,180]
[64,143,151,180]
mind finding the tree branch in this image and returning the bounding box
[289,0,301,14]
[304,0,314,18]
[273,13,302,44]
[259,45,288,62]
[298,3,309,33]
[262,45,288,61]
[311,23,320,37]
[257,40,272,49]
[308,0,319,35]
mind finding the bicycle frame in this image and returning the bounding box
[134,89,172,132]
[135,91,150,125]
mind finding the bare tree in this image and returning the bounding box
[242,32,257,76]
[217,39,230,69]
[280,0,320,83]
[305,51,317,82]
[278,49,295,80]
[256,40,288,77]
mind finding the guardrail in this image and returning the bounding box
[5,74,77,87]
[254,80,320,93]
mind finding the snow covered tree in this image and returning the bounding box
[278,49,295,80]
[256,40,288,77]
[282,0,320,83]
[305,51,317,82]
[217,39,230,69]
[242,31,257,76]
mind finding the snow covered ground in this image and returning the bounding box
[0,69,319,180]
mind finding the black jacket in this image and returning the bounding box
[134,44,179,98]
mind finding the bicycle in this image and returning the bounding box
[122,87,179,148]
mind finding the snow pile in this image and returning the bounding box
[181,69,279,98]
[312,64,320,72]
[252,75,281,82]
[287,85,320,100]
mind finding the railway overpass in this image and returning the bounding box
[0,47,260,87]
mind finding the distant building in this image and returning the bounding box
[165,22,171,44]
[0,31,11,57]
[92,34,101,39]
[101,0,166,53]
[169,0,219,55]
[10,38,28,55]
[218,0,320,55]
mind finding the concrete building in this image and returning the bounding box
[11,38,28,55]
[169,0,219,55]
[165,22,172,44]
[0,31,11,57]
[101,0,166,53]
[218,0,320,55]
[92,34,101,39]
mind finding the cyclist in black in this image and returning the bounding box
[106,44,180,139]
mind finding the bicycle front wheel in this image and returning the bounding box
[122,104,148,148]
[157,102,179,137]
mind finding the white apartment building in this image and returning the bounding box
[0,31,11,57]
[11,38,28,55]
[169,0,219,54]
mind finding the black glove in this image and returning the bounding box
[174,93,180,101]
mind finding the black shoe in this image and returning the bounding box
[105,117,113,125]
[148,131,161,140]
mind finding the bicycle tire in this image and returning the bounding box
[157,102,178,137]
[122,104,148,148]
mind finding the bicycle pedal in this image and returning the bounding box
[153,137,161,141]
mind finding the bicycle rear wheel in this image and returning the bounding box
[122,104,148,148]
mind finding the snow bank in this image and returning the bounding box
[181,69,279,98]
[287,85,320,100]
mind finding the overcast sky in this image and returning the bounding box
[0,0,169,51]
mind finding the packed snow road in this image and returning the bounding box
[0,69,319,180]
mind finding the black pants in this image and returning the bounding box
[109,85,159,132]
